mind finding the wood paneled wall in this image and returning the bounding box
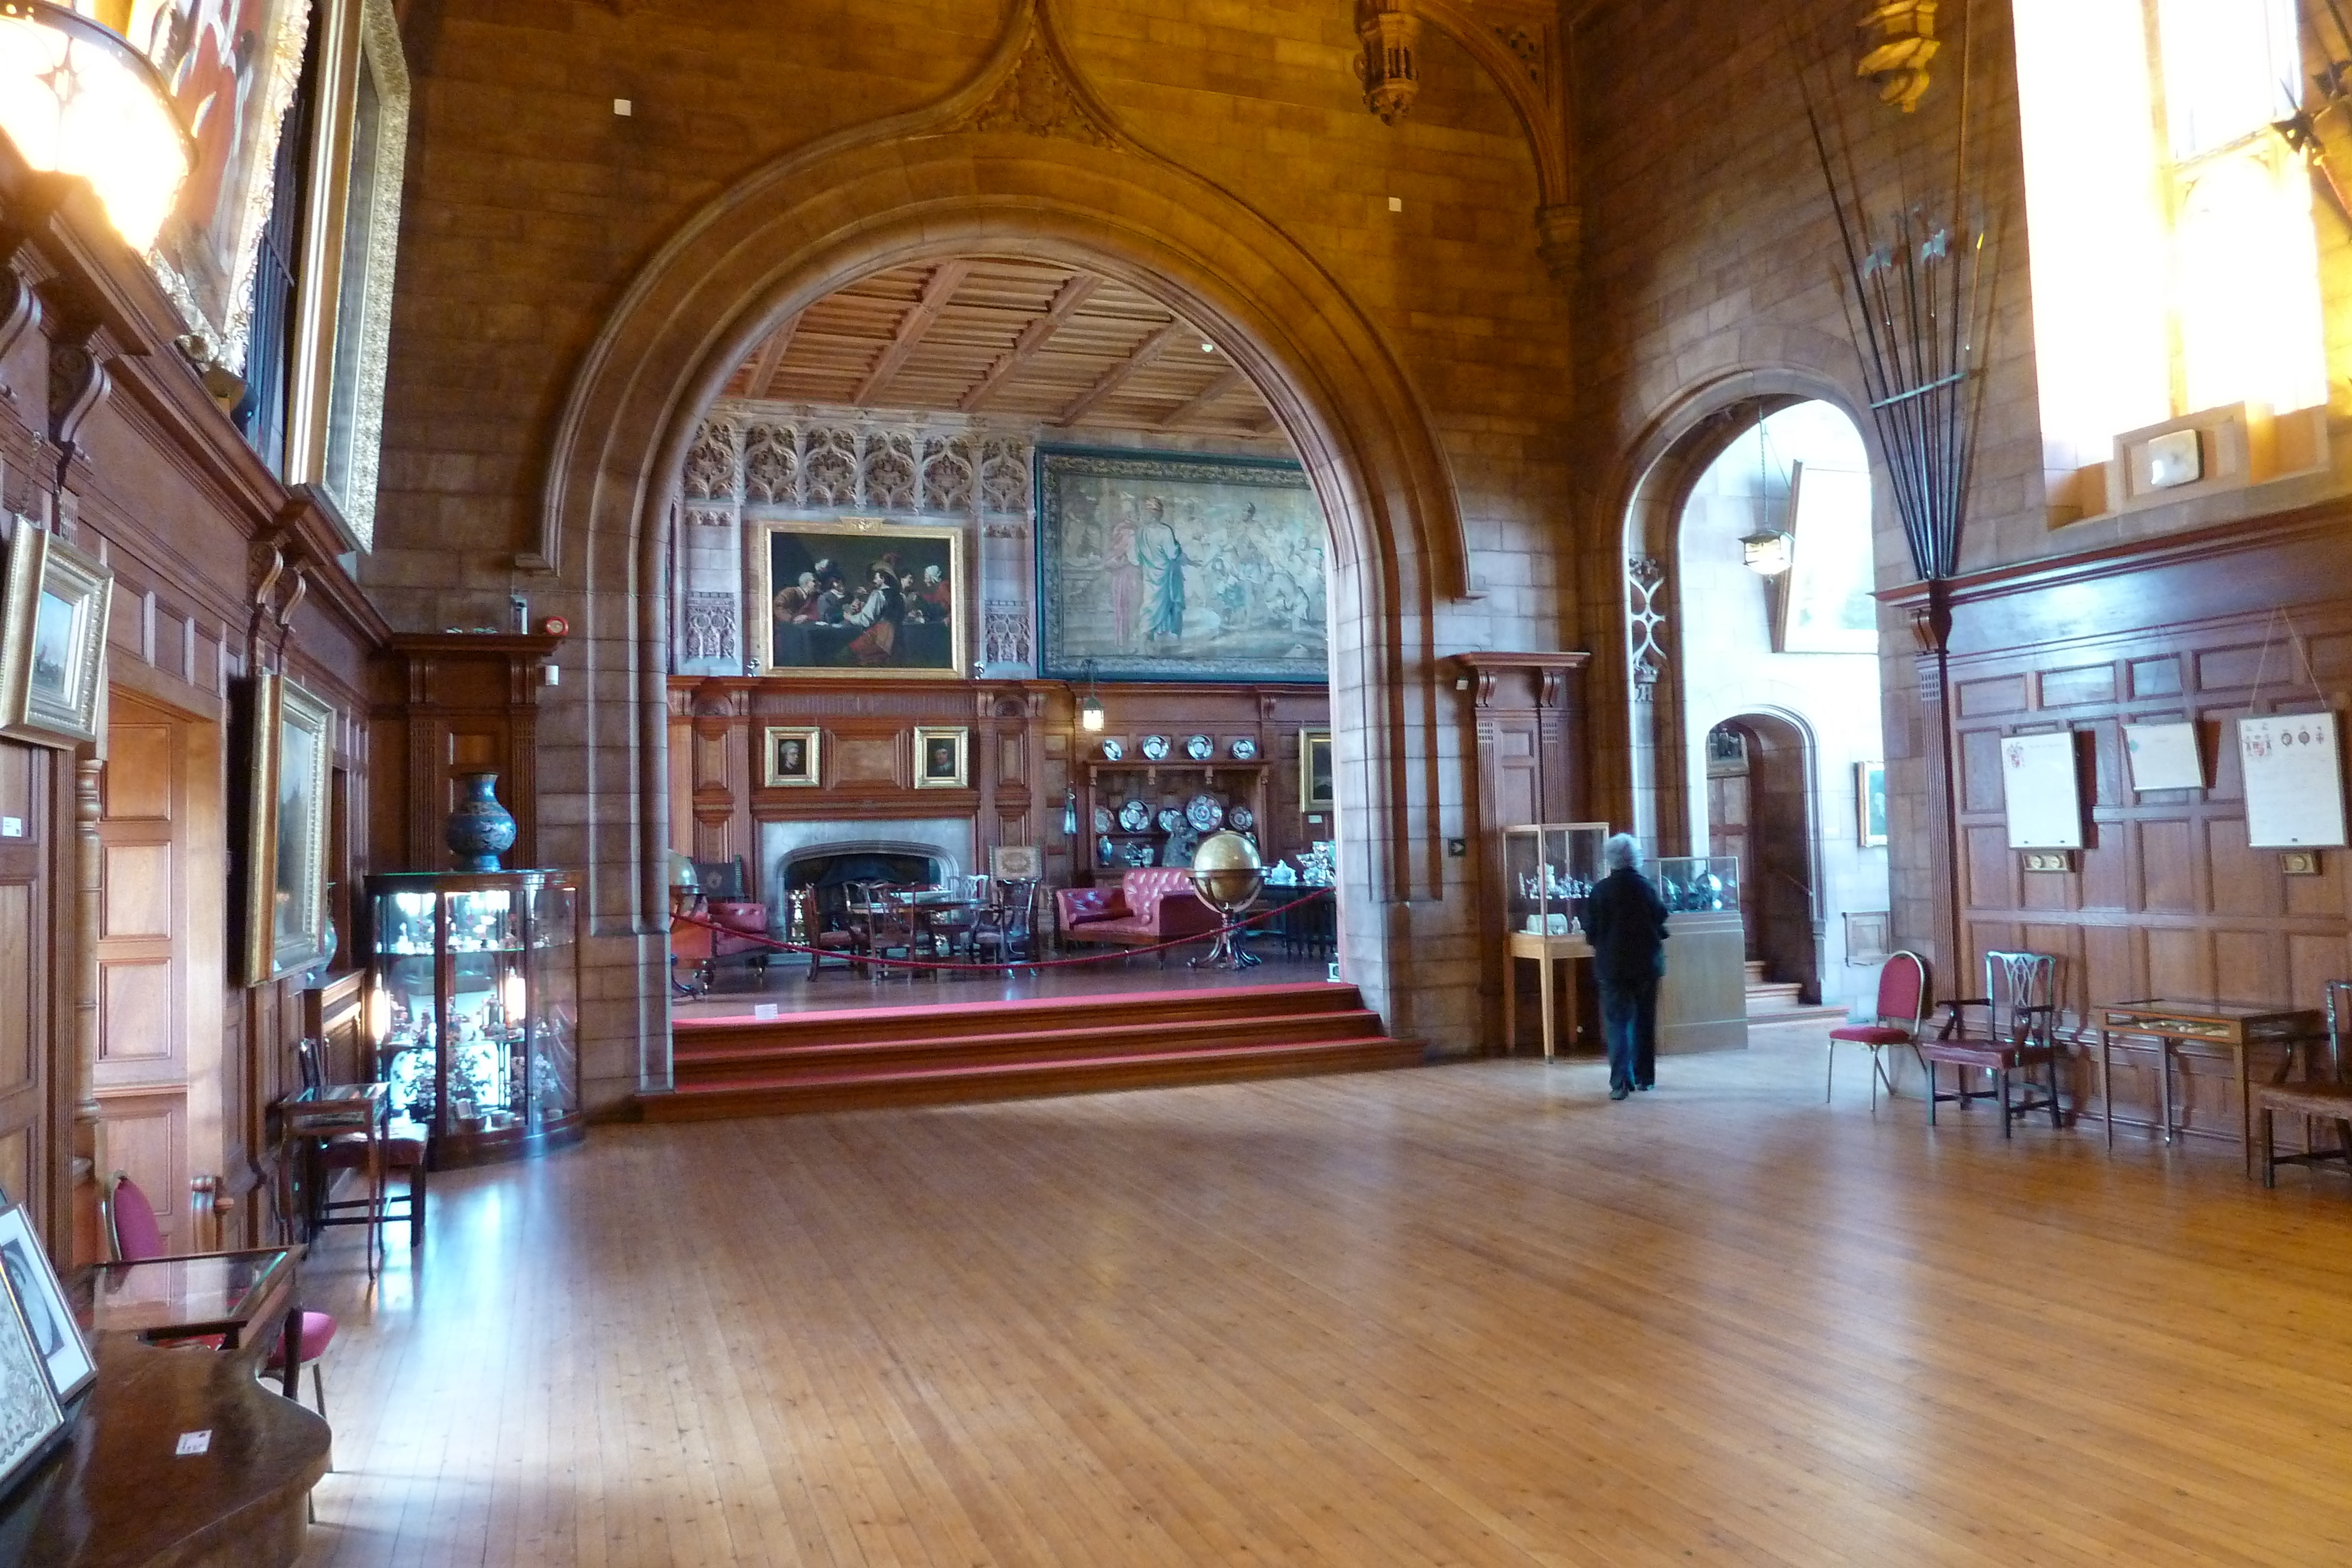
[667,677,1331,901]
[1911,505,2352,1139]
[369,633,564,873]
[1,154,389,1260]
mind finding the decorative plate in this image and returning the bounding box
[1140,734,1171,760]
[1093,805,1113,834]
[1184,734,1214,760]
[1101,738,1125,761]
[1227,805,1255,831]
[1186,793,1225,831]
[1157,807,1184,833]
[1118,798,1152,832]
[1230,737,1258,760]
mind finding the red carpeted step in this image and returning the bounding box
[644,981,1416,1120]
[642,1035,1425,1120]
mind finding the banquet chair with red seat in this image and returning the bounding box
[1825,951,1930,1112]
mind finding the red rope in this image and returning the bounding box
[671,888,1335,972]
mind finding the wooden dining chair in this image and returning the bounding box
[293,1037,426,1250]
[105,1173,338,1422]
[1825,951,1929,1111]
[1918,950,2064,1138]
[2259,979,2352,1188]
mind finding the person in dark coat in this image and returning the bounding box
[1580,832,1668,1100]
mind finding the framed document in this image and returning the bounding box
[2240,713,2347,848]
[2002,731,2084,849]
[2124,722,2204,793]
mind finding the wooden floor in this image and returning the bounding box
[294,1022,2352,1566]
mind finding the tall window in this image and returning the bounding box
[2013,0,2328,494]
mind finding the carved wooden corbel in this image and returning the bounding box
[47,330,111,493]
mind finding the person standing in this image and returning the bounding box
[1581,833,1668,1101]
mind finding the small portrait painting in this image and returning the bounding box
[1,526,112,749]
[764,727,821,788]
[1856,760,1888,848]
[914,727,969,790]
[1301,728,1335,813]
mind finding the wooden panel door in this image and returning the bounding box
[95,694,191,1251]
[0,740,55,1231]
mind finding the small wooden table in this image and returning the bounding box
[279,1081,390,1277]
[1506,930,1592,1062]
[2097,999,2324,1176]
[69,1246,304,1399]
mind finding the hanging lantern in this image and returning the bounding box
[0,3,194,250]
[1741,529,1794,577]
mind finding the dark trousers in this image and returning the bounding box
[1601,975,1659,1092]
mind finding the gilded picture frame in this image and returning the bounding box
[763,726,821,787]
[1855,759,1888,847]
[285,0,413,550]
[138,0,315,372]
[750,520,967,678]
[0,523,113,750]
[239,673,336,984]
[1301,728,1335,813]
[914,727,970,790]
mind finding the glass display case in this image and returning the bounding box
[1647,855,1741,914]
[1501,823,1609,937]
[363,870,583,1169]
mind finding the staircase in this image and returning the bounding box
[1744,962,1845,1023]
[641,982,1423,1121]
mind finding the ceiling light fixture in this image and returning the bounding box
[0,1,194,251]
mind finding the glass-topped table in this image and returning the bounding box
[2097,999,2326,1176]
[68,1247,303,1398]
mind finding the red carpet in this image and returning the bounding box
[640,982,1421,1119]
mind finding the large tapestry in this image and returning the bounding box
[1037,448,1327,683]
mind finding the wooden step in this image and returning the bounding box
[644,1036,1425,1120]
[1745,981,1808,1014]
[647,981,1419,1121]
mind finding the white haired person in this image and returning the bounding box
[1581,833,1669,1100]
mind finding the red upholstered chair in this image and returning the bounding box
[1826,951,1929,1111]
[105,1173,337,1422]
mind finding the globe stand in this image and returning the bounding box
[1187,830,1266,972]
[1190,918,1261,971]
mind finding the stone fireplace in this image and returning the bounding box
[760,817,975,917]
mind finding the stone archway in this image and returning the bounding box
[533,3,1482,1096]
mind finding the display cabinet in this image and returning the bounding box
[1649,855,1740,914]
[363,870,584,1169]
[1644,855,1748,1055]
[1081,760,1269,875]
[1500,823,1609,1061]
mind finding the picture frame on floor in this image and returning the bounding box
[914,727,969,790]
[763,726,821,788]
[0,520,113,750]
[0,1199,93,1404]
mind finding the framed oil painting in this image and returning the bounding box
[763,726,821,787]
[914,727,969,790]
[239,672,335,984]
[1855,760,1888,847]
[1037,447,1328,683]
[0,1201,92,1404]
[134,0,315,371]
[751,520,965,677]
[0,523,112,749]
[1301,728,1335,813]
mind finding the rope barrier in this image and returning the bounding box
[670,887,1336,973]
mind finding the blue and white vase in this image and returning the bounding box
[446,771,517,872]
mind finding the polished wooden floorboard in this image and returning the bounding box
[294,1022,2352,1566]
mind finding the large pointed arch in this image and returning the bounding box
[533,2,1476,1087]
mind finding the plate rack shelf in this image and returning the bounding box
[1083,760,1269,874]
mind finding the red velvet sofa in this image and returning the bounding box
[1055,867,1221,950]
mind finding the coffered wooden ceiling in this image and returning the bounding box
[717,259,1280,438]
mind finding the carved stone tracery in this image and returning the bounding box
[1627,555,1667,702]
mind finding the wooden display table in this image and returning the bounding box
[2097,998,2324,1176]
[1506,930,1591,1061]
[4,1329,328,1563]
